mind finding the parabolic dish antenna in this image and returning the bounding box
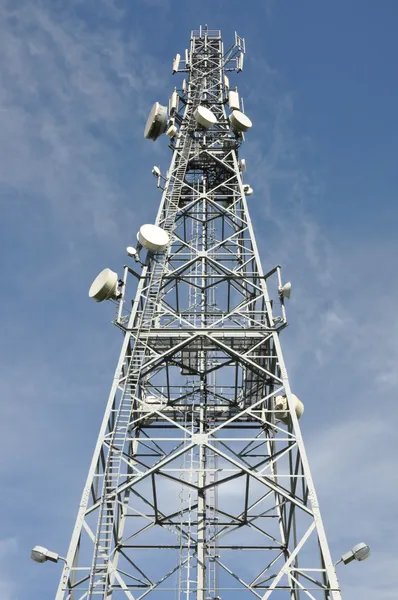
[144,102,168,141]
[137,224,170,252]
[194,105,217,128]
[126,246,137,257]
[243,184,254,196]
[229,110,252,132]
[275,394,304,424]
[89,268,119,302]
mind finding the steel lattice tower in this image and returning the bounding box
[55,27,342,600]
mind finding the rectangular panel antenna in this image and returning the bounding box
[172,53,181,73]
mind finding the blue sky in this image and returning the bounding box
[1,1,397,598]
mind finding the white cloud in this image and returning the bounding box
[0,0,166,242]
[244,56,398,598]
[1,4,395,599]
[0,4,170,597]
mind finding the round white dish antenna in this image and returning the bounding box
[89,268,120,303]
[243,184,254,196]
[274,394,304,424]
[144,102,168,141]
[126,246,137,257]
[279,281,292,299]
[229,110,252,132]
[137,224,170,252]
[194,106,217,128]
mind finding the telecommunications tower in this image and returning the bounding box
[54,27,343,599]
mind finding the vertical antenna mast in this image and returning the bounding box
[54,27,342,600]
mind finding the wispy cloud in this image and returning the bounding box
[0,3,170,597]
[1,3,395,599]
[244,53,398,598]
[0,0,165,244]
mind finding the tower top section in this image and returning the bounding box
[144,26,251,146]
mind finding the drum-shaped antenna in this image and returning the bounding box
[229,110,252,132]
[243,183,253,196]
[144,102,168,141]
[275,394,304,424]
[137,224,170,252]
[89,269,120,302]
[194,106,217,129]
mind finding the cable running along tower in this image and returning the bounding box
[55,27,342,600]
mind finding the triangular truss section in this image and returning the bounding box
[55,26,342,600]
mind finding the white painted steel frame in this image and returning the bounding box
[55,26,342,600]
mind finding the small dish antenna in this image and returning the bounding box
[126,246,137,258]
[239,158,246,172]
[275,394,304,424]
[279,281,292,299]
[243,184,253,196]
[229,110,252,132]
[194,106,218,129]
[137,224,170,252]
[89,268,120,303]
[144,102,168,141]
